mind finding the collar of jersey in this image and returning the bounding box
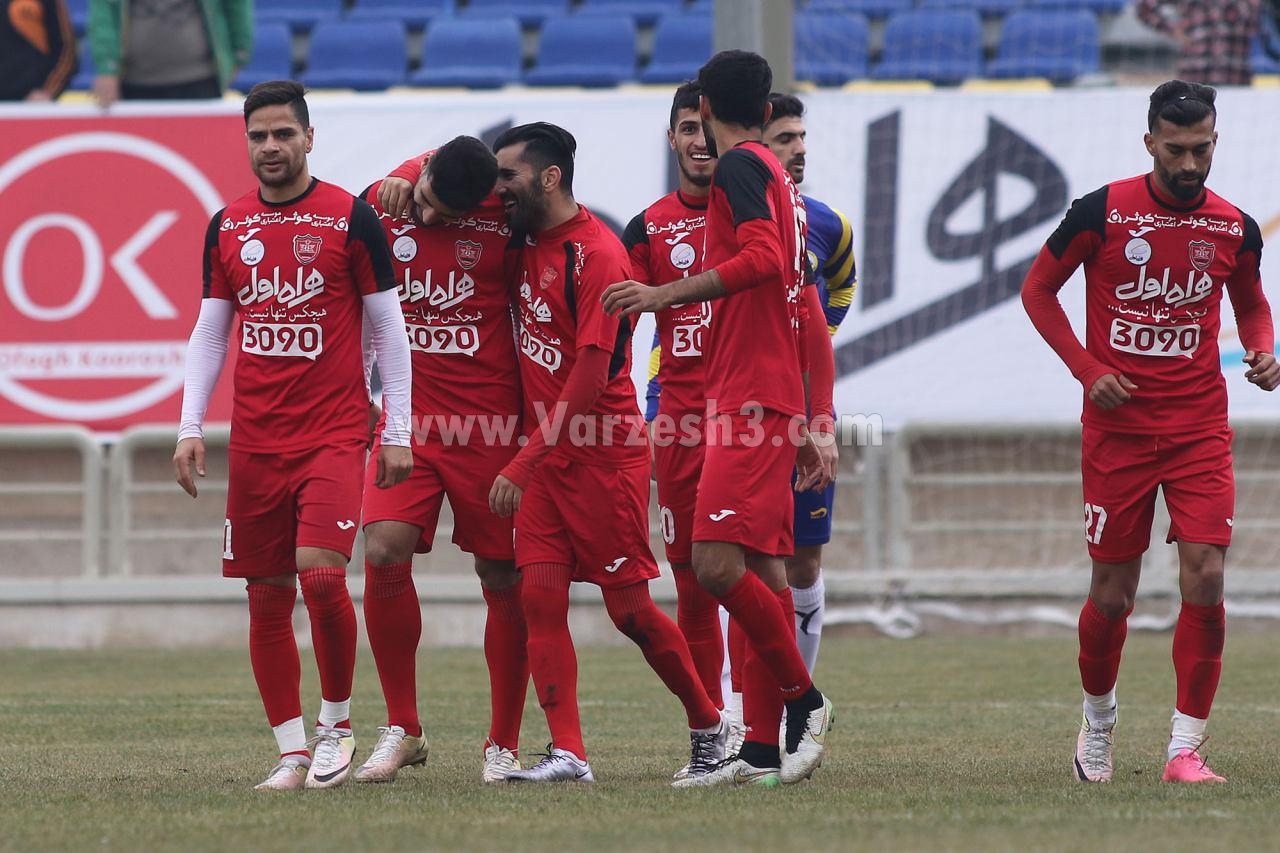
[258,177,320,208]
[1144,173,1206,213]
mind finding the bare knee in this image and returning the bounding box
[692,542,744,597]
[1088,557,1141,618]
[474,557,519,591]
[785,546,822,589]
[1179,542,1226,605]
[362,521,419,568]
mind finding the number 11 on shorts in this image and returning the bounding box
[1084,503,1108,545]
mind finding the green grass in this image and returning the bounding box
[4,630,1280,851]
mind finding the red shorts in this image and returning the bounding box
[693,409,798,557]
[222,442,366,578]
[514,455,660,589]
[1081,425,1235,563]
[361,436,516,560]
[654,437,705,566]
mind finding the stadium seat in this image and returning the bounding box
[459,0,570,28]
[804,0,912,20]
[687,0,712,14]
[1025,0,1125,13]
[347,0,452,31]
[302,20,407,90]
[255,0,343,33]
[410,17,523,88]
[576,0,684,27]
[69,40,94,91]
[524,15,637,87]
[796,12,869,85]
[64,0,87,35]
[639,13,712,83]
[987,10,1099,82]
[915,0,1027,16]
[1252,35,1280,75]
[232,24,294,91]
[872,10,983,84]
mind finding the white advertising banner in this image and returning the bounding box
[2,87,1278,433]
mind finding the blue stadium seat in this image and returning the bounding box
[987,10,1099,82]
[302,20,407,90]
[524,15,637,86]
[872,10,983,83]
[687,0,712,14]
[410,17,523,88]
[639,13,712,83]
[796,12,869,85]
[459,0,570,28]
[915,0,1027,16]
[576,0,684,27]
[232,24,294,91]
[805,0,912,20]
[1251,35,1280,75]
[69,40,94,91]
[347,0,452,31]
[1025,0,1125,13]
[64,0,88,35]
[255,0,343,33]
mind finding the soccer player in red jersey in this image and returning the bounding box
[172,81,412,792]
[487,122,726,783]
[351,138,530,784]
[604,51,835,787]
[623,82,727,753]
[1022,80,1278,784]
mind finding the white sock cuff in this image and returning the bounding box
[790,574,825,608]
[318,698,351,728]
[273,716,307,756]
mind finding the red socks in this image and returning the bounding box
[716,572,813,700]
[482,581,529,750]
[246,582,302,728]
[521,563,585,760]
[673,567,724,708]
[298,566,357,713]
[1172,601,1225,718]
[363,560,422,736]
[603,583,720,730]
[1077,597,1131,696]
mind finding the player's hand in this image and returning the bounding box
[1088,373,1138,410]
[602,280,668,317]
[1244,350,1280,391]
[375,444,413,488]
[367,401,382,448]
[795,429,834,493]
[377,177,414,220]
[92,74,120,109]
[173,437,206,498]
[489,474,523,517]
[808,422,839,490]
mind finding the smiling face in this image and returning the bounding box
[764,115,806,185]
[1145,115,1216,202]
[246,104,312,197]
[494,141,553,234]
[668,107,715,190]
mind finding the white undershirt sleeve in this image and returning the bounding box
[362,287,412,447]
[177,298,234,442]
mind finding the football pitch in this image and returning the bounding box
[5,629,1280,852]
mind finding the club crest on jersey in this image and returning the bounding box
[540,266,558,289]
[1188,240,1215,272]
[455,240,482,270]
[292,234,323,265]
[670,242,696,270]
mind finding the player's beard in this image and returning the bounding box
[787,156,805,185]
[1160,162,1209,201]
[254,153,303,189]
[679,153,713,188]
[507,185,550,234]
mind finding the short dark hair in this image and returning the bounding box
[492,122,577,194]
[243,80,309,127]
[427,135,499,213]
[1147,80,1217,132]
[767,92,805,123]
[697,50,772,129]
[669,80,702,131]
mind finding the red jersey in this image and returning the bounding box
[203,178,396,452]
[363,182,520,424]
[1031,174,1270,433]
[623,189,709,421]
[510,206,647,466]
[702,141,807,418]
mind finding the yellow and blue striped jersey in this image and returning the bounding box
[803,194,857,336]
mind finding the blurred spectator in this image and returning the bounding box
[87,0,252,107]
[1137,0,1261,86]
[0,0,78,101]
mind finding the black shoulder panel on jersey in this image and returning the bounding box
[1238,209,1264,261]
[201,207,226,299]
[623,212,649,251]
[609,314,632,380]
[1045,184,1108,260]
[713,148,774,227]
[563,241,577,324]
[348,195,398,291]
[359,181,378,204]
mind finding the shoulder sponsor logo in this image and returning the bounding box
[1188,239,1215,272]
[455,239,482,270]
[392,235,417,262]
[292,234,322,265]
[709,509,736,522]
